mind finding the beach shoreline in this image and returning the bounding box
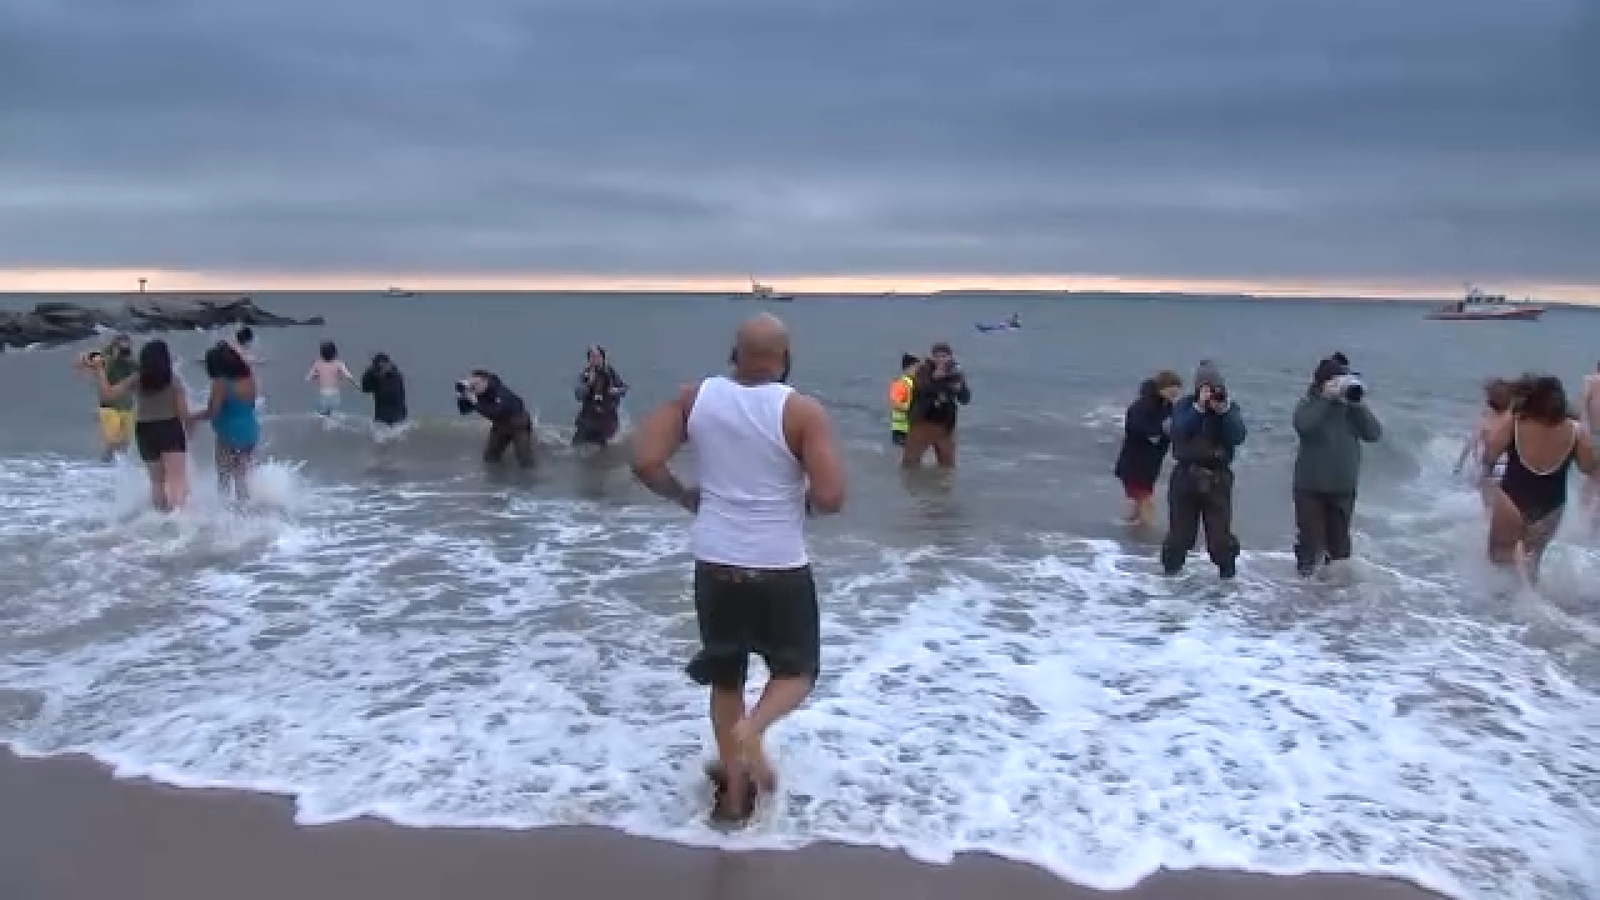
[0,747,1451,900]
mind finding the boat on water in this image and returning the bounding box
[1427,286,1544,321]
[748,279,793,303]
[383,287,415,298]
[975,314,1022,333]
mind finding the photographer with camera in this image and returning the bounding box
[1161,360,1248,579]
[1291,356,1382,578]
[572,345,629,447]
[76,332,137,460]
[455,369,536,468]
[901,341,972,468]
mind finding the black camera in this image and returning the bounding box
[1211,386,1228,406]
[454,379,472,395]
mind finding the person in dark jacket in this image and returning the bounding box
[1160,360,1248,578]
[1115,370,1183,526]
[572,345,629,447]
[456,369,535,467]
[1292,356,1382,577]
[901,341,972,468]
[360,353,408,427]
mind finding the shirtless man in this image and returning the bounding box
[631,313,846,824]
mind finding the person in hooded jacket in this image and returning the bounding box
[361,353,408,427]
[1292,355,1382,577]
[457,369,535,467]
[573,345,629,447]
[1160,360,1248,578]
[1115,370,1183,527]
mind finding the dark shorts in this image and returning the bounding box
[1121,478,1154,500]
[891,430,907,446]
[687,561,820,690]
[134,418,186,463]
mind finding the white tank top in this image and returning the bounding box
[688,376,809,569]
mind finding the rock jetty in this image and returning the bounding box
[0,294,324,351]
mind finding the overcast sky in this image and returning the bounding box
[1,0,1595,285]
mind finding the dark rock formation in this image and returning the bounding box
[0,294,324,351]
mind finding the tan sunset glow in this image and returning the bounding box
[1,269,1595,304]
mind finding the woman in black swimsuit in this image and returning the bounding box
[1480,375,1598,585]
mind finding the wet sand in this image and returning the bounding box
[0,748,1450,900]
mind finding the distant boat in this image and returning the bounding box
[975,314,1022,333]
[383,287,415,298]
[1427,285,1544,321]
[748,279,793,303]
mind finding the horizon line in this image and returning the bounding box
[1,269,1596,304]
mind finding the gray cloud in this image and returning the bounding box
[0,0,1596,282]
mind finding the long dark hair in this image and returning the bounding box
[137,340,174,394]
[204,341,252,381]
[1515,374,1572,425]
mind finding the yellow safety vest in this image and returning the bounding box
[889,375,914,432]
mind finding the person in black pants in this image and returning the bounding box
[456,369,535,467]
[1292,355,1382,577]
[1160,360,1248,579]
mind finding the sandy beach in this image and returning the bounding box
[0,748,1448,900]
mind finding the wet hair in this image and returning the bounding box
[235,326,254,346]
[136,340,174,394]
[372,352,392,368]
[901,353,919,369]
[1483,378,1514,413]
[319,340,337,361]
[930,341,953,356]
[1331,352,1349,368]
[1515,374,1571,425]
[204,341,252,380]
[470,368,494,383]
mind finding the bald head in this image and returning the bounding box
[731,313,791,381]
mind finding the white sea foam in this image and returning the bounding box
[0,440,1597,900]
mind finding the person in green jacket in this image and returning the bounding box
[1292,356,1382,577]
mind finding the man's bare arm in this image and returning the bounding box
[792,395,845,514]
[631,384,696,508]
[1584,379,1597,430]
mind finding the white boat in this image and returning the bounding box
[1427,285,1545,321]
[383,286,415,298]
[748,279,792,303]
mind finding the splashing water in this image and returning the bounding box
[0,432,1595,900]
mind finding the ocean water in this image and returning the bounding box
[0,292,1597,900]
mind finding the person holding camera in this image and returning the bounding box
[360,353,408,428]
[1161,360,1248,579]
[456,369,535,467]
[1291,356,1382,578]
[76,332,137,460]
[572,345,629,447]
[901,341,971,468]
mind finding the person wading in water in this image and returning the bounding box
[631,313,846,825]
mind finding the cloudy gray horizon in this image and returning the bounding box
[1,0,1596,283]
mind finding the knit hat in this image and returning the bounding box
[1194,359,1226,390]
[1313,357,1343,387]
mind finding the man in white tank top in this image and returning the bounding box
[631,313,846,824]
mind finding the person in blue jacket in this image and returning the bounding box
[1160,359,1248,578]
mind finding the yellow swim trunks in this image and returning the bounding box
[98,407,134,446]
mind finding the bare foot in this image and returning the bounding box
[731,718,777,792]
